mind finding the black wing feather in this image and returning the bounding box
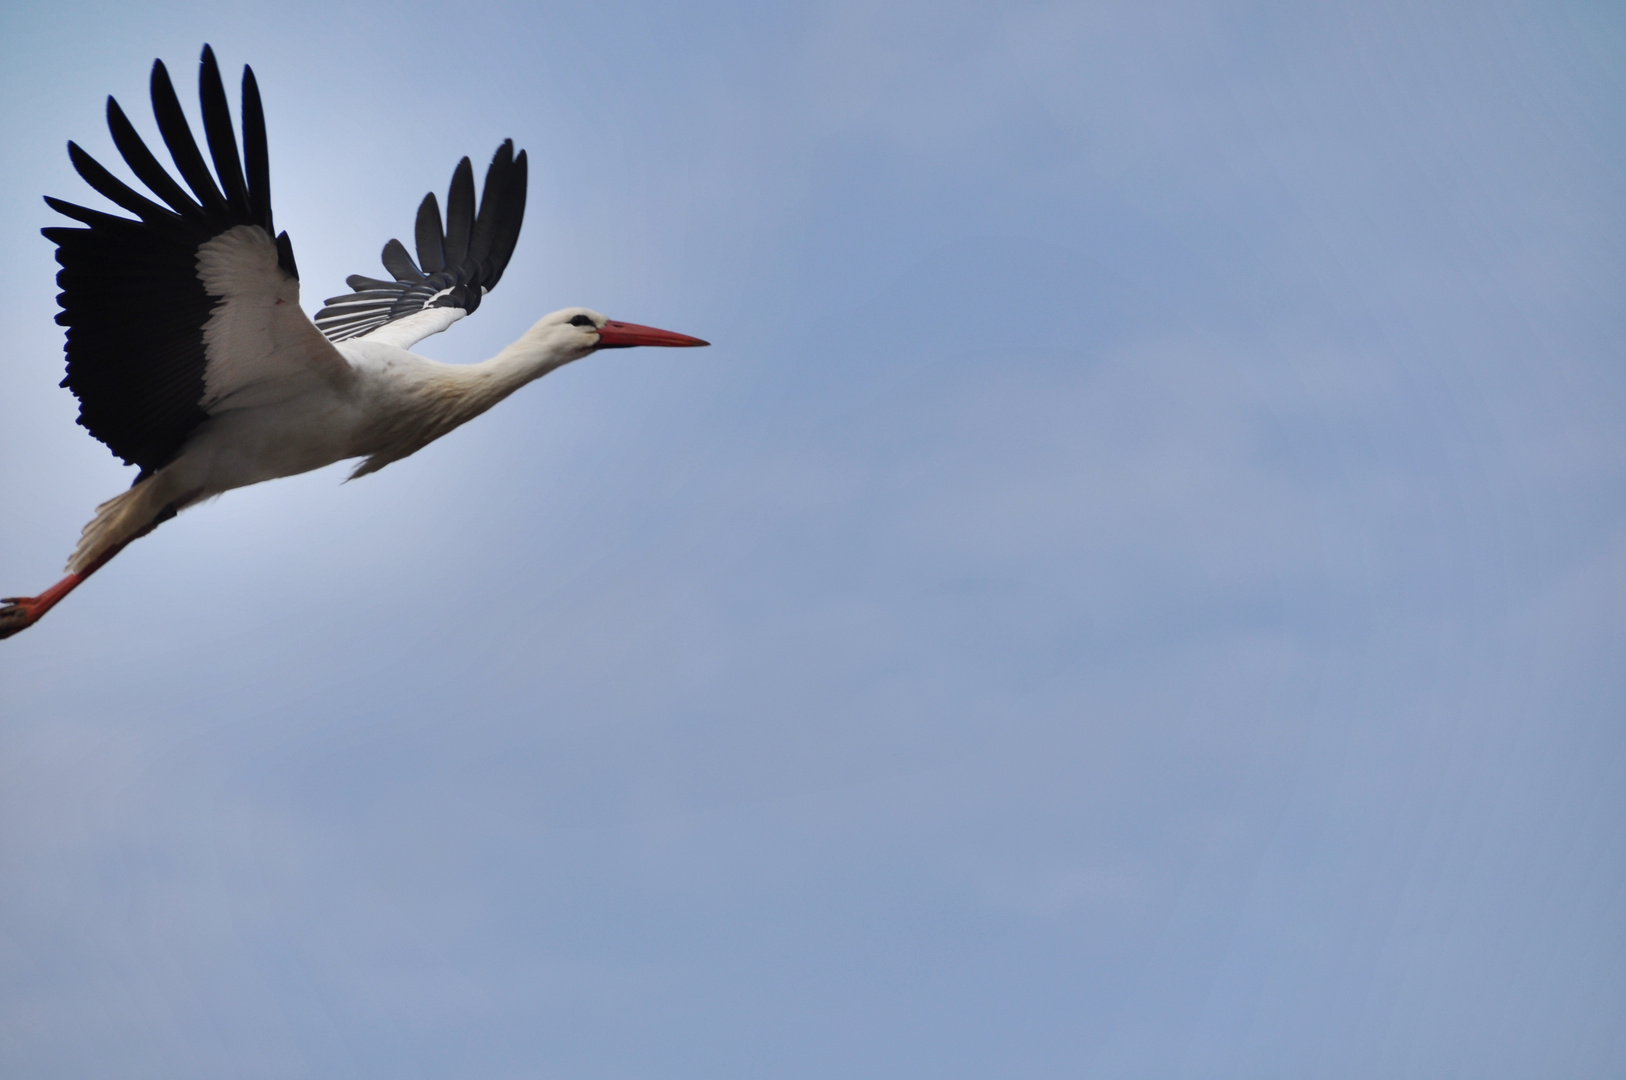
[485,149,527,286]
[66,142,179,226]
[467,142,511,261]
[315,140,527,342]
[241,68,273,234]
[149,59,228,215]
[197,46,251,219]
[47,45,293,477]
[275,230,299,280]
[414,194,445,273]
[442,158,475,266]
[381,238,424,282]
[106,98,200,216]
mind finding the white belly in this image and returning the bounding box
[179,393,373,492]
[159,341,490,500]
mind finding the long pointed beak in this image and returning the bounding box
[596,320,710,349]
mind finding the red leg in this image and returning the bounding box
[0,538,131,640]
[1,497,182,640]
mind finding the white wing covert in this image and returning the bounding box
[196,225,353,411]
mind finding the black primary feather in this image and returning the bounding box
[468,141,514,276]
[241,68,273,234]
[66,141,176,225]
[414,194,445,273]
[442,158,475,267]
[485,149,527,286]
[148,59,228,215]
[47,45,293,477]
[197,46,250,219]
[314,140,527,342]
[381,238,424,282]
[105,98,199,216]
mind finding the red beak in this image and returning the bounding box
[595,320,710,349]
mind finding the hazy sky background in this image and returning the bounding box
[1,2,1621,1077]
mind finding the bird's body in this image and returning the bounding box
[2,46,706,638]
[68,312,584,575]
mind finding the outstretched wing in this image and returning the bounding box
[45,45,349,480]
[314,141,527,349]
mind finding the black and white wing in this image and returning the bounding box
[46,45,349,481]
[314,143,527,349]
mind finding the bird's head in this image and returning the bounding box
[533,307,709,362]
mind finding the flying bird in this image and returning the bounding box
[1,45,707,640]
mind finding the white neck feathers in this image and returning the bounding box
[348,317,590,480]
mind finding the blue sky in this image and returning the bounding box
[1,2,1622,1076]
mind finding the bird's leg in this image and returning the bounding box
[0,540,129,639]
[0,507,171,640]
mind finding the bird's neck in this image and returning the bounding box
[353,324,587,480]
[440,323,585,422]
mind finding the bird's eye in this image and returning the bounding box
[569,314,595,327]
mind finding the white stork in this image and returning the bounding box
[1,45,707,639]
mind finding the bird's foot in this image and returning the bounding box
[0,573,88,640]
[0,596,42,640]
